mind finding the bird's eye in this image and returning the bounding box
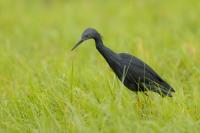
[86,35,91,38]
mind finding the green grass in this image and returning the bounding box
[0,0,200,132]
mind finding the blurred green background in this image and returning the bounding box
[0,0,200,133]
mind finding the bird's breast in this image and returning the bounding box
[105,57,124,79]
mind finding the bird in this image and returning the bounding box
[71,28,175,97]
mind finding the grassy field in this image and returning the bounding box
[0,0,200,132]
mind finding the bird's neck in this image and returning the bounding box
[94,37,104,50]
[94,37,117,61]
[94,36,108,54]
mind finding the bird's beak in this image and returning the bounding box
[71,39,84,51]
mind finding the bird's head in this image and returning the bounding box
[71,28,101,51]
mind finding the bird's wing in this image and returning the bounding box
[119,53,175,93]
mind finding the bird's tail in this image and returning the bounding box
[153,86,174,97]
[160,81,175,93]
[142,83,175,97]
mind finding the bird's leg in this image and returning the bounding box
[135,93,142,113]
[143,92,153,115]
[144,92,149,97]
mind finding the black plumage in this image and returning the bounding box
[72,28,175,97]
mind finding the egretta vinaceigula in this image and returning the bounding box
[71,28,175,97]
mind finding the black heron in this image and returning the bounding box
[71,28,175,97]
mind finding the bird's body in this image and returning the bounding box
[72,28,175,97]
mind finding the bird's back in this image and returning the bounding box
[96,43,174,97]
[118,53,175,96]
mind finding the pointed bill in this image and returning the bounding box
[71,39,84,51]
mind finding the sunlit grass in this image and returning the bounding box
[0,0,200,132]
